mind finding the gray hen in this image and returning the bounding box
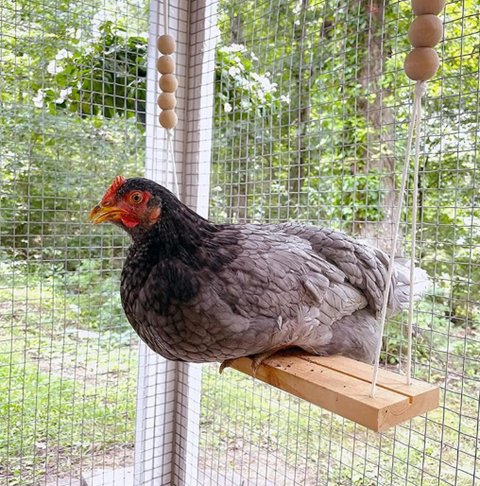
[90,177,429,371]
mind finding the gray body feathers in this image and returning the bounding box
[121,219,429,365]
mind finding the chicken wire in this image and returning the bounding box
[1,1,479,486]
[200,0,480,485]
[0,0,148,483]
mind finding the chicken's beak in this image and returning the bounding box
[90,204,123,224]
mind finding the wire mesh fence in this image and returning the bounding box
[0,0,479,485]
[201,0,480,485]
[0,0,148,483]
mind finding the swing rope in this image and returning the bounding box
[166,129,179,197]
[162,0,169,35]
[157,0,179,197]
[369,0,443,397]
[370,81,426,397]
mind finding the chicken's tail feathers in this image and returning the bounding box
[390,258,431,312]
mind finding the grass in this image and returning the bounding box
[1,260,479,485]
[0,263,137,485]
[200,362,479,486]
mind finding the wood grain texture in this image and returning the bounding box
[229,352,439,432]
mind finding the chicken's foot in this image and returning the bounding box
[219,349,281,376]
[250,349,279,376]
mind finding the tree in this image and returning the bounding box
[355,0,399,251]
[0,5,147,265]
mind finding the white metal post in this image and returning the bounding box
[135,1,218,485]
[172,2,218,485]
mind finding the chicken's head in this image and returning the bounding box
[90,176,164,231]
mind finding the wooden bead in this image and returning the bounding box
[408,15,443,47]
[157,56,175,74]
[412,0,446,16]
[157,92,177,110]
[159,110,178,129]
[404,47,440,81]
[159,74,178,93]
[157,55,175,75]
[157,35,176,55]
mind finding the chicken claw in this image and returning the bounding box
[250,349,279,376]
[219,358,236,374]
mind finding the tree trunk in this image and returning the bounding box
[287,0,311,203]
[357,0,401,254]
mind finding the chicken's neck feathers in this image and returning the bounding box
[129,200,223,267]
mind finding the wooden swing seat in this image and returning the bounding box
[229,351,439,432]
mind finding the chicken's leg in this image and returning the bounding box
[219,348,283,376]
[249,349,281,375]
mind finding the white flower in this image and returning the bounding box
[228,66,241,77]
[92,11,112,38]
[219,44,247,54]
[55,87,72,104]
[224,102,232,113]
[60,87,72,97]
[55,49,72,60]
[47,60,64,75]
[33,90,45,108]
[251,72,277,92]
[66,28,81,40]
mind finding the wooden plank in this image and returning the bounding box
[229,353,439,432]
[301,355,438,401]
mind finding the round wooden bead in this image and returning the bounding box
[412,0,446,16]
[157,92,177,110]
[157,55,175,75]
[159,110,178,129]
[404,47,440,81]
[157,35,176,55]
[159,74,178,93]
[408,15,443,47]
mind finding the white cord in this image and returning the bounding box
[370,81,426,398]
[163,0,169,35]
[161,0,178,198]
[406,82,425,385]
[166,128,179,197]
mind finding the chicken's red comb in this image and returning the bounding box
[103,176,126,200]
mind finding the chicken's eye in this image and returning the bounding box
[129,192,144,204]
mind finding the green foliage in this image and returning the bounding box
[40,21,147,124]
[0,261,137,484]
[1,0,480,483]
[210,0,480,329]
[211,44,285,221]
[0,1,147,264]
[0,109,144,264]
[1,11,144,480]
[0,355,135,484]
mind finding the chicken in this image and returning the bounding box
[90,176,429,372]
